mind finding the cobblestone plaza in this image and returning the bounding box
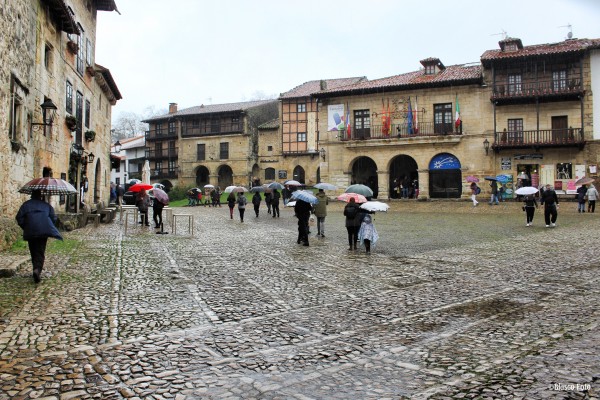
[0,202,598,399]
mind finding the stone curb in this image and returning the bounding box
[0,256,30,277]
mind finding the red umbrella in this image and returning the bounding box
[337,193,367,203]
[128,183,153,192]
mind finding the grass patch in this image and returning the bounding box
[48,238,80,254]
[10,239,28,251]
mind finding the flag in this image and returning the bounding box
[346,104,351,139]
[414,96,419,134]
[407,97,413,134]
[455,94,461,130]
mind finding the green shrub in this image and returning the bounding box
[168,185,195,202]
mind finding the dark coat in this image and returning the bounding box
[343,202,362,227]
[540,189,559,206]
[16,199,63,241]
[271,191,281,205]
[252,193,262,206]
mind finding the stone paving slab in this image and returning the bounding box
[0,202,598,399]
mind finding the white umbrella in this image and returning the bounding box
[204,184,215,189]
[284,180,303,186]
[224,185,237,193]
[515,186,538,195]
[360,201,390,212]
[224,186,248,193]
[314,182,337,190]
[142,160,151,184]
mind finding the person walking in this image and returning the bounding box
[576,184,588,213]
[16,190,63,283]
[237,192,247,222]
[313,189,328,237]
[294,199,312,246]
[109,183,117,204]
[264,190,272,215]
[470,182,480,206]
[271,190,281,218]
[152,196,166,229]
[343,198,362,250]
[358,214,379,253]
[540,184,559,227]
[252,191,262,217]
[586,184,598,213]
[227,192,236,219]
[489,180,499,205]
[136,189,151,226]
[523,194,538,227]
[116,183,124,207]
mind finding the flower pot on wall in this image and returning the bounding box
[84,130,96,142]
[67,41,78,54]
[65,115,78,131]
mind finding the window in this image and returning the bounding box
[155,161,162,175]
[116,177,120,184]
[265,167,275,180]
[168,160,176,173]
[85,38,92,66]
[354,109,370,139]
[84,100,90,128]
[75,91,83,142]
[297,103,306,112]
[425,65,435,75]
[66,81,73,114]
[507,118,523,143]
[168,121,176,135]
[211,118,221,133]
[556,163,572,180]
[76,34,85,75]
[433,103,453,134]
[9,87,23,142]
[267,145,273,151]
[508,74,522,95]
[297,132,307,142]
[44,43,53,71]
[155,142,162,157]
[197,143,205,160]
[156,123,163,135]
[553,70,567,91]
[219,142,229,159]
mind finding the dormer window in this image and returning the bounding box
[425,65,436,75]
[420,58,445,75]
[504,43,518,52]
[499,38,523,52]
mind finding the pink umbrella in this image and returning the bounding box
[152,188,169,204]
[337,193,367,203]
[465,176,479,183]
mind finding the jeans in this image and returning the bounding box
[317,216,326,235]
[489,194,499,204]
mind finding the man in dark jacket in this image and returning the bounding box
[271,190,281,218]
[294,199,312,246]
[16,190,63,283]
[540,184,559,227]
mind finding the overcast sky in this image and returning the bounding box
[95,0,600,121]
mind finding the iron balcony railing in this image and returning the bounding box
[339,122,462,141]
[145,148,178,160]
[492,78,582,100]
[181,123,242,137]
[151,168,178,179]
[146,129,178,141]
[493,128,584,149]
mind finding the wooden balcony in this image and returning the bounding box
[492,128,585,151]
[491,78,583,105]
[151,168,178,179]
[339,122,462,141]
[145,148,178,160]
[146,129,178,141]
[181,123,242,138]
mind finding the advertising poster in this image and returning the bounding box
[497,174,513,200]
[327,104,345,132]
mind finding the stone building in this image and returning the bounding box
[109,134,146,186]
[144,100,278,189]
[1,0,121,216]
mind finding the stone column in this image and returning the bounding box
[417,169,429,199]
[377,170,390,200]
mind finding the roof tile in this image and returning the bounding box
[481,38,600,63]
[145,99,277,122]
[279,77,366,99]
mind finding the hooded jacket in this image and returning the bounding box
[16,199,63,241]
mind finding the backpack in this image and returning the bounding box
[475,186,481,195]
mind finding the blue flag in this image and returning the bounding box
[407,98,413,134]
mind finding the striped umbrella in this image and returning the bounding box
[18,178,77,196]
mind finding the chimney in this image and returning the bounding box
[169,103,178,114]
[320,80,327,90]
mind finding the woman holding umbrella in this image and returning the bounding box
[343,198,362,250]
[16,190,63,283]
[136,189,151,226]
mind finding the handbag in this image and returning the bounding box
[308,215,316,226]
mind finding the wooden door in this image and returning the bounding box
[551,116,568,143]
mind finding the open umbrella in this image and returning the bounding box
[152,188,169,204]
[466,176,479,183]
[515,186,538,195]
[128,183,153,193]
[314,182,337,190]
[290,190,318,204]
[484,176,498,181]
[224,185,238,193]
[203,184,215,189]
[360,201,390,212]
[19,178,77,195]
[337,193,367,203]
[250,186,266,193]
[128,179,141,186]
[495,175,510,184]
[233,186,248,193]
[284,180,303,186]
[345,184,373,197]
[575,177,595,186]
[267,182,285,190]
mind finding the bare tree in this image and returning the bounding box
[111,106,167,141]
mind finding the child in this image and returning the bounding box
[358,214,379,254]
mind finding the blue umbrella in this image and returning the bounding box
[290,190,318,204]
[267,182,285,190]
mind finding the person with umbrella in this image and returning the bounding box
[576,184,588,213]
[152,189,169,229]
[294,199,312,246]
[470,182,480,207]
[252,191,262,218]
[540,184,559,227]
[343,198,362,250]
[236,191,247,222]
[271,190,281,218]
[313,189,328,237]
[586,184,598,213]
[16,190,63,283]
[136,189,151,226]
[264,190,272,215]
[488,179,499,205]
[523,194,538,227]
[226,191,236,219]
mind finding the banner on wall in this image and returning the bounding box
[327,104,345,132]
[497,174,513,200]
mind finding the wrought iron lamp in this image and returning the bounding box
[31,99,58,132]
[319,147,326,160]
[113,140,122,153]
[483,138,490,155]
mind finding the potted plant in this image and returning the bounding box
[84,130,96,142]
[67,40,78,54]
[86,65,95,76]
[65,115,78,131]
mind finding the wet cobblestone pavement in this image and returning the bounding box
[1,201,598,399]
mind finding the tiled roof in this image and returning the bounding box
[114,135,145,150]
[145,99,277,122]
[315,65,481,97]
[279,77,367,99]
[481,38,600,64]
[258,118,279,130]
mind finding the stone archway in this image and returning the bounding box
[293,165,305,184]
[217,165,233,189]
[93,160,101,203]
[351,156,378,198]
[428,153,462,198]
[195,166,210,187]
[389,155,419,199]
